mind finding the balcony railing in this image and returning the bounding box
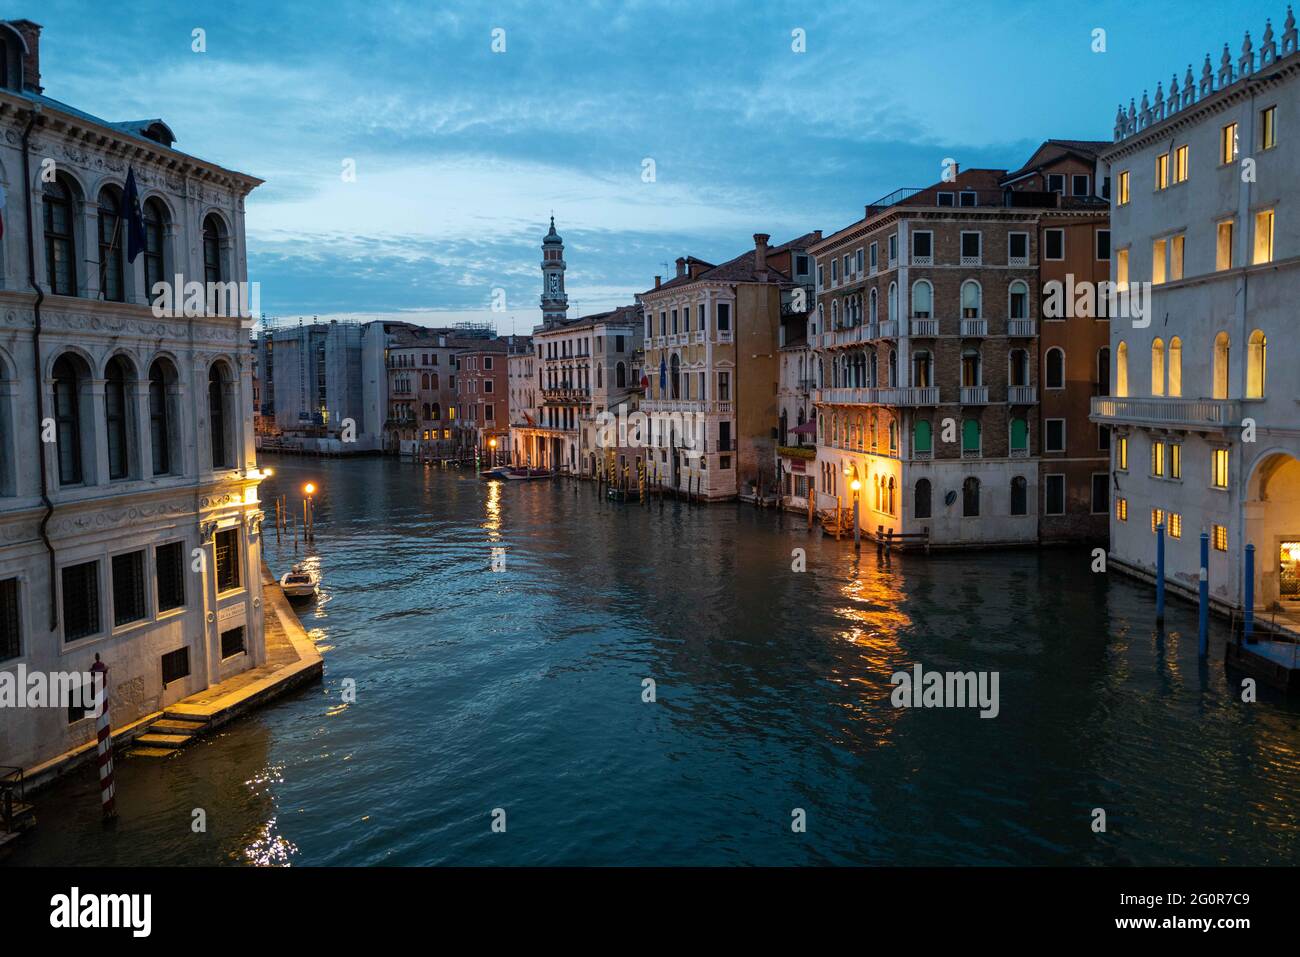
[911,254,933,266]
[1007,319,1037,337]
[876,386,940,406]
[960,318,988,337]
[1090,396,1241,431]
[961,386,989,405]
[909,318,938,336]
[814,387,875,406]
[877,319,899,338]
[1008,385,1037,404]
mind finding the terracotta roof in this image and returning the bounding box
[644,232,820,295]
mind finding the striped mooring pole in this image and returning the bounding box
[90,654,117,822]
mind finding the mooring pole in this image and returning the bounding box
[1198,531,1210,657]
[1244,543,1256,644]
[1155,521,1166,626]
[90,654,116,822]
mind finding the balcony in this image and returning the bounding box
[960,318,988,337]
[814,387,876,406]
[960,254,982,267]
[877,386,940,406]
[1007,385,1037,404]
[911,253,933,266]
[1007,319,1037,337]
[1090,396,1241,432]
[909,318,938,337]
[876,319,899,338]
[1009,255,1030,267]
[961,386,989,405]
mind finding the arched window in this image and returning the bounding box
[829,413,837,447]
[1009,349,1029,387]
[888,282,898,321]
[1116,341,1129,397]
[432,402,441,421]
[208,362,234,469]
[913,350,932,388]
[1045,347,1064,389]
[1247,330,1266,398]
[887,476,896,515]
[1167,338,1182,397]
[914,420,932,455]
[888,421,897,454]
[98,186,126,302]
[1150,338,1166,396]
[1008,280,1029,319]
[596,365,603,388]
[961,349,981,388]
[911,281,932,319]
[105,356,133,479]
[431,373,439,389]
[202,214,226,285]
[143,198,168,297]
[1010,476,1028,515]
[53,354,88,485]
[962,418,981,456]
[616,362,626,388]
[831,300,839,329]
[149,358,177,475]
[887,349,898,387]
[422,403,431,420]
[869,288,878,324]
[1009,417,1028,455]
[914,478,932,518]
[817,413,825,444]
[43,176,78,296]
[1098,347,1111,395]
[961,280,981,318]
[1213,332,1230,399]
[963,476,981,516]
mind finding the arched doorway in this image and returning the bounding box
[1245,451,1300,613]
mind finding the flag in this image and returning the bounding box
[124,168,146,264]
[658,357,666,393]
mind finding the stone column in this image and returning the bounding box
[88,378,110,486]
[133,377,153,479]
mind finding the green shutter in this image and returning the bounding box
[1010,417,1028,450]
[962,419,980,451]
[914,420,932,452]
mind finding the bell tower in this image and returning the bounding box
[540,215,568,328]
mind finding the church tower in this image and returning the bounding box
[540,216,568,328]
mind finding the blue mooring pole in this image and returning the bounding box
[1198,531,1210,657]
[1155,522,1166,626]
[1244,543,1255,644]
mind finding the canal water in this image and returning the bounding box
[8,454,1300,866]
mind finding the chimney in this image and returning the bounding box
[654,275,661,289]
[689,260,706,279]
[675,256,686,278]
[753,233,770,274]
[10,20,42,93]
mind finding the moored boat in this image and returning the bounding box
[280,563,319,598]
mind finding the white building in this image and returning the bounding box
[0,19,267,777]
[1093,11,1300,618]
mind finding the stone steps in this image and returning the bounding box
[126,714,211,757]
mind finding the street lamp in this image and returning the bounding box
[303,482,316,542]
[489,436,498,468]
[850,478,862,551]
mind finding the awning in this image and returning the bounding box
[789,419,817,435]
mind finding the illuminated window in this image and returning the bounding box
[1260,105,1277,150]
[1170,234,1184,280]
[1116,248,1129,289]
[1115,497,1128,522]
[1170,513,1182,538]
[1170,443,1182,479]
[1155,153,1169,190]
[1213,524,1228,552]
[1254,210,1274,265]
[1152,239,1167,285]
[1216,220,1234,270]
[1168,337,1182,397]
[1211,448,1229,489]
[1174,144,1189,183]
[1247,330,1267,398]
[1117,435,1128,471]
[1116,341,1129,397]
[1117,170,1130,205]
[1150,440,1165,477]
[1220,122,1239,164]
[1151,507,1165,533]
[1151,338,1165,396]
[1213,332,1230,399]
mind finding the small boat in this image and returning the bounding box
[280,563,318,598]
[481,466,552,481]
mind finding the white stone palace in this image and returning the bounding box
[1094,11,1300,621]
[0,19,267,776]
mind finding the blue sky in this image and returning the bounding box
[34,0,1280,334]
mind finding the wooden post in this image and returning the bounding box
[835,498,842,541]
[877,524,885,559]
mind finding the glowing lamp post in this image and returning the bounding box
[489,436,498,468]
[303,482,316,543]
[850,478,861,551]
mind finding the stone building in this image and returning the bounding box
[1093,11,1300,617]
[810,142,1110,547]
[0,20,266,775]
[640,232,820,500]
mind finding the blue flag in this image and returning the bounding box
[124,168,146,264]
[658,357,666,393]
